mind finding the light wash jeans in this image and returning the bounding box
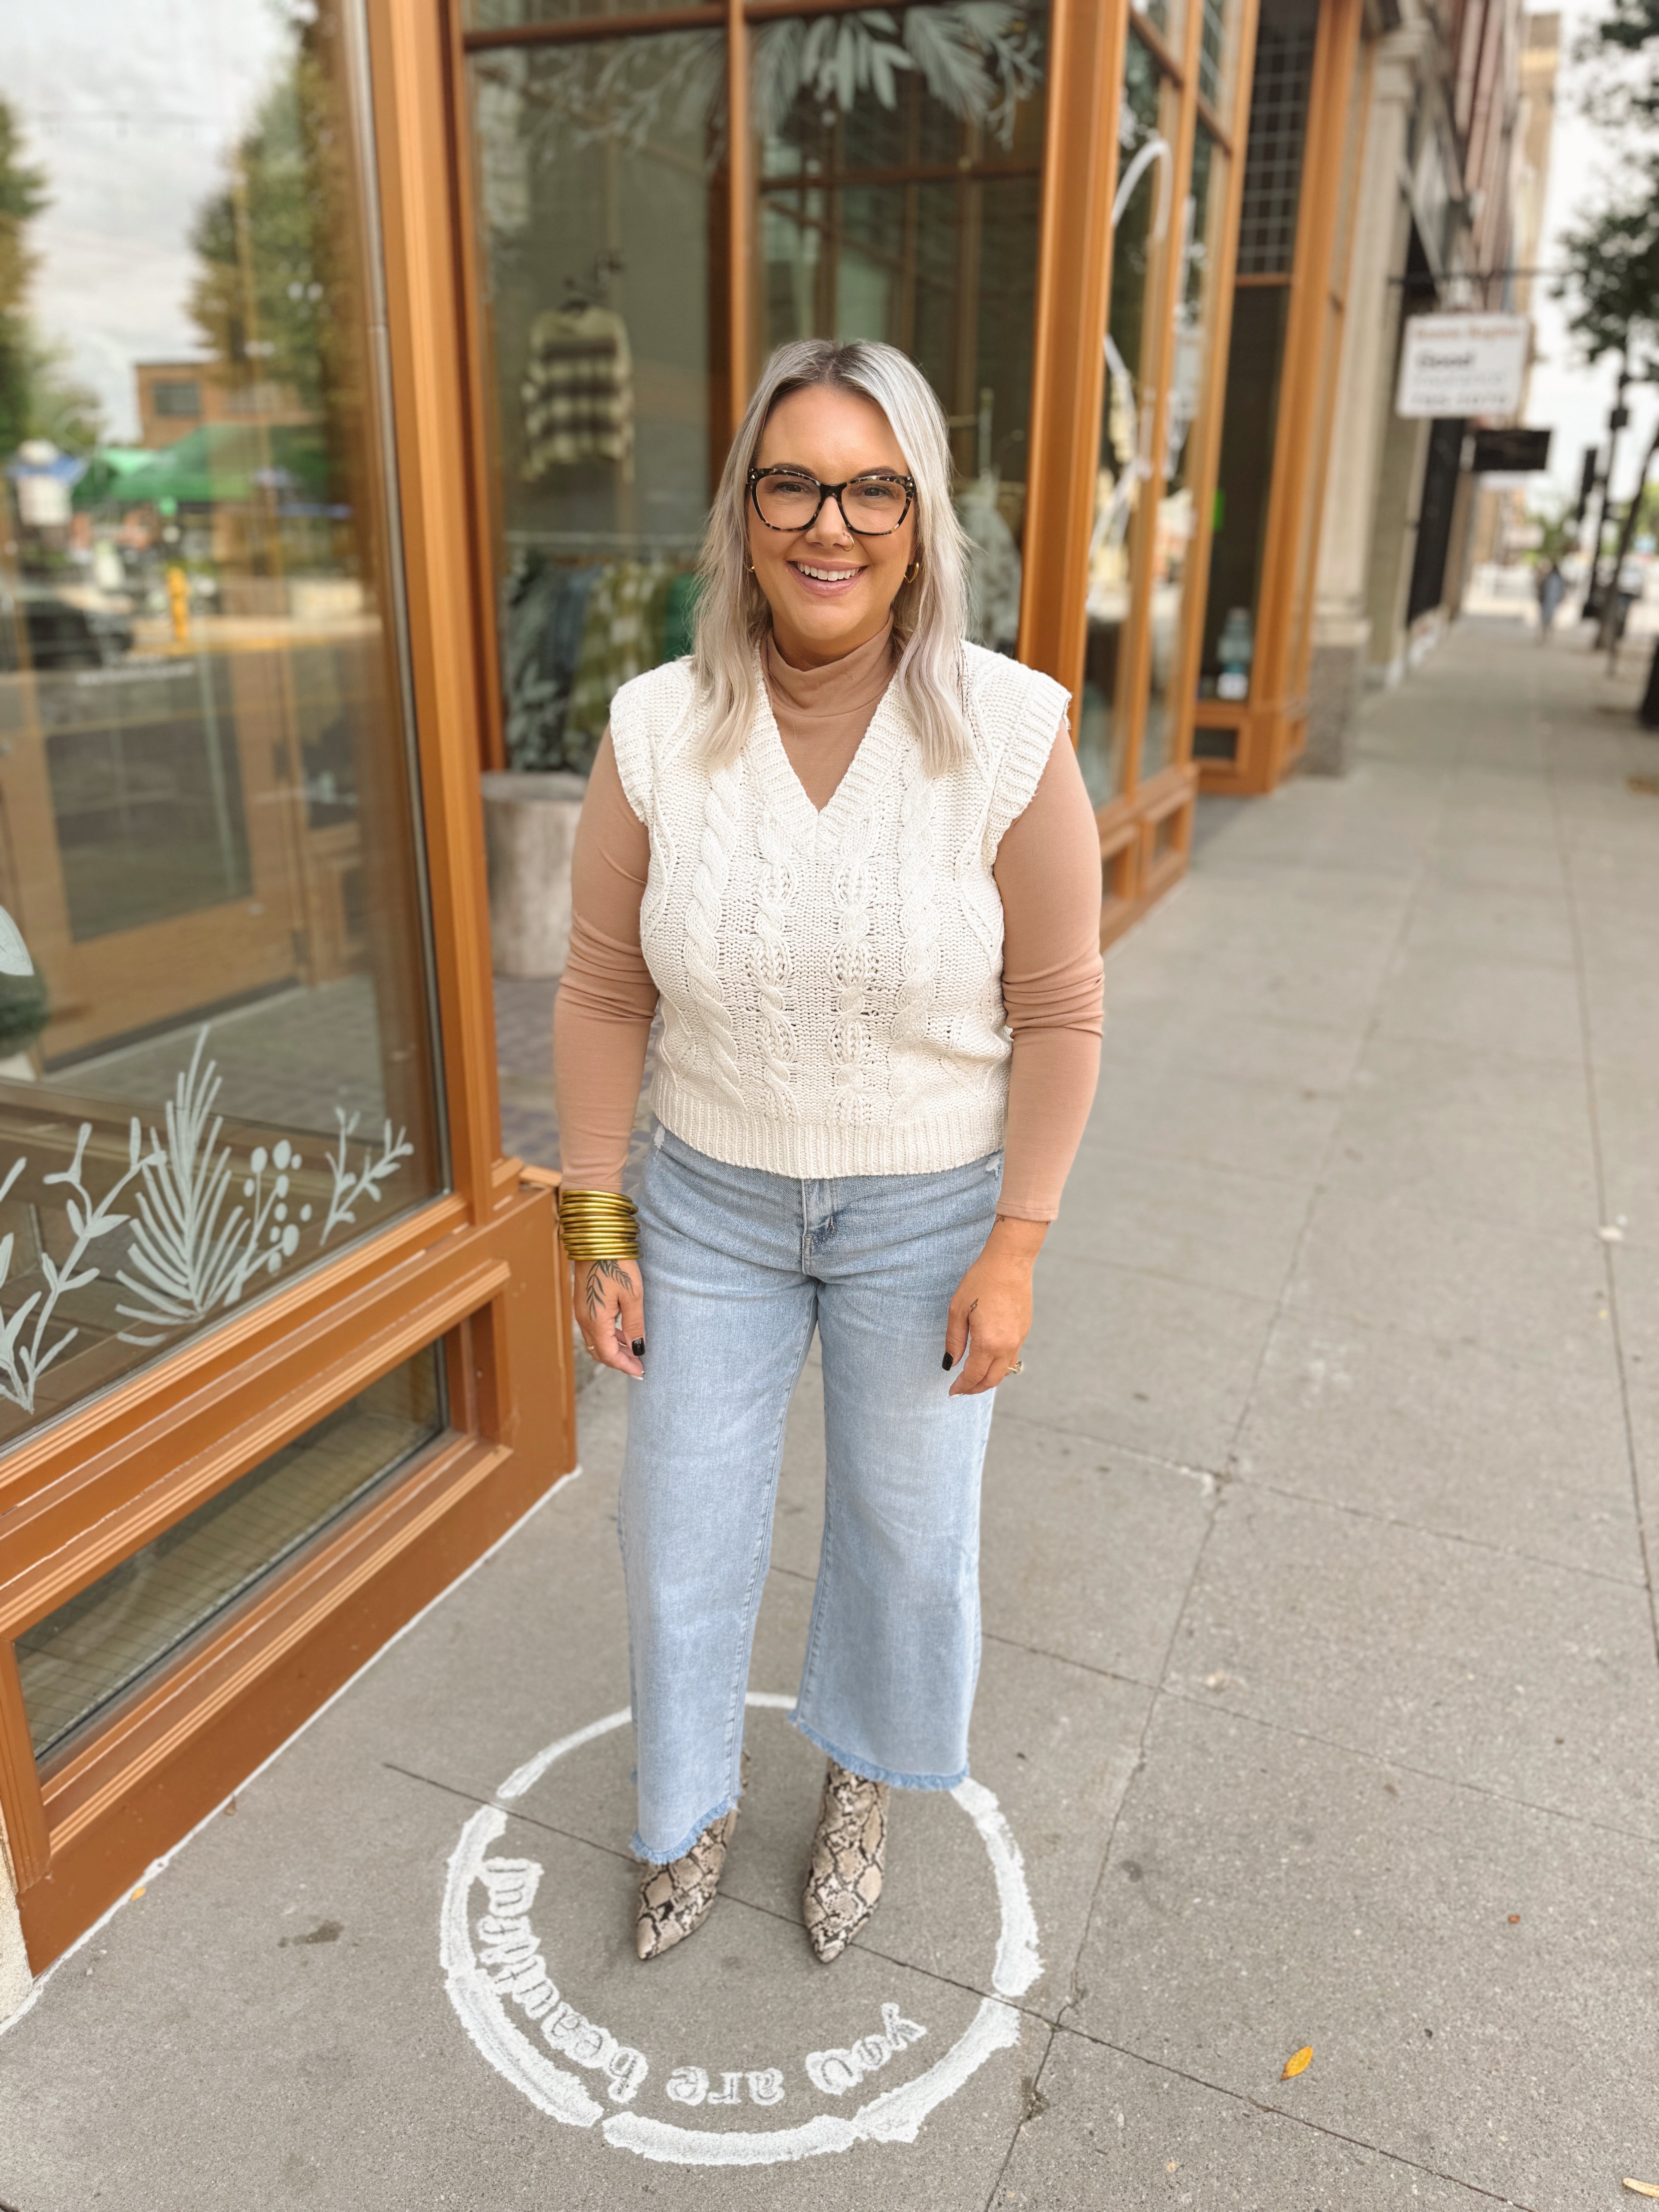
[620,1124,1003,1862]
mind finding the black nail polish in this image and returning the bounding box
[941,1352,953,1371]
[631,1338,646,1358]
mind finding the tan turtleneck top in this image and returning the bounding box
[553,623,1104,1220]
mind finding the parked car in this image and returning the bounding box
[0,592,134,672]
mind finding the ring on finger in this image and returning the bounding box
[1005,1358,1024,1376]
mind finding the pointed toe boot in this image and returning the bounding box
[635,1750,749,1961]
[802,1759,889,1964]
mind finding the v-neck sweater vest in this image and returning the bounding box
[608,644,1068,1180]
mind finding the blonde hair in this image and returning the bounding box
[691,340,974,775]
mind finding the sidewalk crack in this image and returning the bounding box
[1050,2021,1542,2209]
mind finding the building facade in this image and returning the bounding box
[0,0,1548,2005]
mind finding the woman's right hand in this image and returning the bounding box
[575,1257,646,1378]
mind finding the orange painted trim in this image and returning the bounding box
[364,0,504,1223]
[11,1183,574,1968]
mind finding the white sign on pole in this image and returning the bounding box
[1396,313,1530,419]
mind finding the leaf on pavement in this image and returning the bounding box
[1280,2045,1313,2080]
[1621,2183,1659,2198]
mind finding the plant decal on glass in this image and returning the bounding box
[115,1031,315,1343]
[0,1024,417,1400]
[112,1029,412,1345]
[0,1123,164,1413]
[322,1110,414,1244]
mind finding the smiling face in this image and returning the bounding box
[746,383,918,670]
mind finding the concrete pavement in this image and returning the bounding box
[2,616,1656,2209]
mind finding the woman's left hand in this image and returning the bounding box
[944,1216,1047,1395]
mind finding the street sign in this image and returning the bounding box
[1468,426,1552,472]
[1396,313,1530,419]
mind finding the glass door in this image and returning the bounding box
[0,0,575,1974]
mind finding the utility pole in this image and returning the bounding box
[1572,445,1598,539]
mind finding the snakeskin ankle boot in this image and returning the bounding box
[802,1759,889,1964]
[635,1752,749,1961]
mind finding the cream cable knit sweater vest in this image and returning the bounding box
[608,642,1070,1179]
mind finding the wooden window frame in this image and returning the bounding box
[0,0,578,1974]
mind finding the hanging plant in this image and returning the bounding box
[753,4,1043,146]
[474,1,1043,178]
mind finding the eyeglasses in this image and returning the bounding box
[747,466,916,538]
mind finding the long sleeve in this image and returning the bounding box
[993,719,1105,1221]
[551,729,656,1192]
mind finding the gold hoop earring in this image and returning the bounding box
[903,561,920,584]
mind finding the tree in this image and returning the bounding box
[1556,196,1659,368]
[1577,0,1659,129]
[187,37,356,419]
[0,99,48,462]
[1525,497,1578,563]
[0,97,102,462]
[1554,4,1659,661]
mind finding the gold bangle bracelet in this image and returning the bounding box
[558,1188,639,1264]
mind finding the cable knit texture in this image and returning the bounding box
[608,644,1069,1179]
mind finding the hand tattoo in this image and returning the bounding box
[583,1257,634,1319]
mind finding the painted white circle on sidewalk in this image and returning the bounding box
[439,1692,1041,2166]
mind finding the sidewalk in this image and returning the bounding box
[2,619,1656,2210]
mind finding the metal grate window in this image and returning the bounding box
[1234,11,1317,276]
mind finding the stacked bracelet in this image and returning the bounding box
[558,1187,640,1263]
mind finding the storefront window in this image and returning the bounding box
[1197,0,1316,699]
[1077,33,1178,807]
[754,1,1048,658]
[0,0,444,1448]
[1141,122,1228,783]
[466,28,722,773]
[17,1349,445,1762]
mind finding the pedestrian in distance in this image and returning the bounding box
[552,339,1104,1965]
[1535,556,1565,641]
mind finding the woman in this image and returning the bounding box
[1535,556,1565,641]
[553,338,1103,1965]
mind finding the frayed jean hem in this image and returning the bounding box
[632,1789,739,1865]
[792,1710,968,1792]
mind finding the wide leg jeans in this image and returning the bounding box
[620,1125,1003,1862]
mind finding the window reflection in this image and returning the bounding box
[467,30,720,771]
[1197,0,1316,699]
[755,0,1049,658]
[0,0,443,1446]
[1141,123,1228,783]
[1077,36,1176,807]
